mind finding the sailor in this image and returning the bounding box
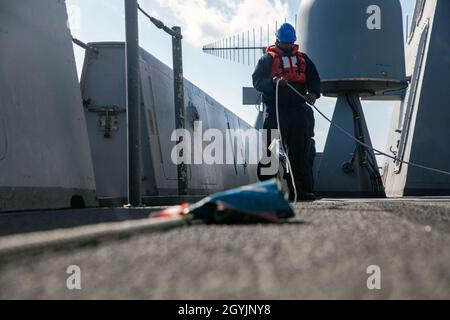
[253,23,321,201]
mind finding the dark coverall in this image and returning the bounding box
[253,47,321,194]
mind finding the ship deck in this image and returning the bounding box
[1,198,449,299]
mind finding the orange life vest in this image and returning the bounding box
[267,44,307,84]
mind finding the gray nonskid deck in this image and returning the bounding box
[0,199,449,299]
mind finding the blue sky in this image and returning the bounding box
[68,0,415,154]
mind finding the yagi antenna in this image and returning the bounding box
[202,16,298,67]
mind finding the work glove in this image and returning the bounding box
[305,93,317,105]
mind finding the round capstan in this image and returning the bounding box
[297,0,407,96]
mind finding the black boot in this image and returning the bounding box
[289,188,316,202]
[284,167,317,202]
[296,189,317,202]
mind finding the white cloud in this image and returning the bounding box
[155,0,290,47]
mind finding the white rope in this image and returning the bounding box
[286,83,450,177]
[275,80,298,203]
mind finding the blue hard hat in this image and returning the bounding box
[276,23,297,44]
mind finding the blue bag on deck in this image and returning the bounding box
[190,179,294,224]
[151,179,295,224]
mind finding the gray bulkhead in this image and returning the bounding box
[81,43,258,204]
[0,0,97,212]
[383,0,450,196]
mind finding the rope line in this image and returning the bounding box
[286,83,450,177]
[275,80,298,202]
